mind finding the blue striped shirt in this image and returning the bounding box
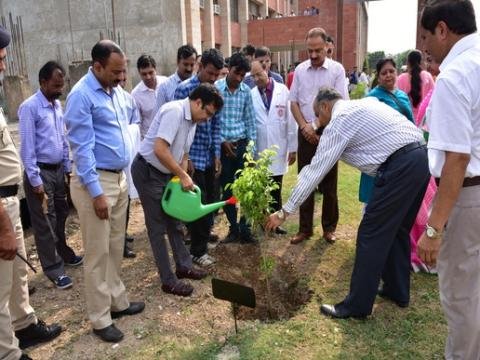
[215,78,256,143]
[64,69,132,198]
[19,90,71,187]
[174,75,221,170]
[156,71,183,114]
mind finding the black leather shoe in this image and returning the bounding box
[15,320,62,349]
[221,231,241,244]
[123,245,136,258]
[320,304,367,319]
[93,324,124,343]
[377,288,409,308]
[111,302,145,319]
[275,226,288,235]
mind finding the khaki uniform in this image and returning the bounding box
[0,108,37,360]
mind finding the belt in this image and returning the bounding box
[136,154,170,176]
[435,176,480,188]
[228,138,248,146]
[0,184,18,198]
[386,141,426,163]
[96,168,122,174]
[37,162,62,171]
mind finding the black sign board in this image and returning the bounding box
[211,278,256,308]
[212,278,256,334]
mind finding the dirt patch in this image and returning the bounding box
[212,238,314,321]
[24,201,333,359]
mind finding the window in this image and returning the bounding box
[230,0,239,22]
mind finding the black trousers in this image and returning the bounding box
[270,175,283,212]
[341,144,430,316]
[297,132,339,234]
[189,166,216,257]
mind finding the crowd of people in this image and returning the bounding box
[0,0,479,359]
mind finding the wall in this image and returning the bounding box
[0,0,185,91]
[248,13,337,51]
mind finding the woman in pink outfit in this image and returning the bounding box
[397,50,435,121]
[409,55,440,273]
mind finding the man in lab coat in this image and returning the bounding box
[250,60,297,234]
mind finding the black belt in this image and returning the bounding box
[96,168,122,174]
[228,138,248,146]
[435,176,480,188]
[136,154,170,176]
[386,141,426,163]
[0,184,18,198]
[37,162,62,171]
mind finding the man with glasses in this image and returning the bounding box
[243,46,284,89]
[131,84,224,297]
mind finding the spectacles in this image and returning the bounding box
[202,105,216,118]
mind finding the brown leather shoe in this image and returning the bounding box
[290,232,312,245]
[161,281,194,297]
[176,267,208,280]
[323,231,337,244]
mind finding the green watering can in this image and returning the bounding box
[162,176,237,222]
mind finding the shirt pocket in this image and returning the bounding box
[0,111,13,149]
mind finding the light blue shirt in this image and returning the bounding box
[215,78,256,143]
[64,69,132,198]
[19,90,71,187]
[155,71,183,114]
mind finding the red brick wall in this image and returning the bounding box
[214,15,222,44]
[341,1,357,72]
[247,13,337,49]
[201,9,207,45]
[231,22,241,48]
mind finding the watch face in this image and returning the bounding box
[426,227,435,237]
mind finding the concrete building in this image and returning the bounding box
[248,0,369,74]
[0,0,367,118]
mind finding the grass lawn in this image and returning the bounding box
[28,162,446,360]
[127,163,447,359]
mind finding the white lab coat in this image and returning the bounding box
[252,80,298,176]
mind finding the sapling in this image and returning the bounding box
[226,141,279,316]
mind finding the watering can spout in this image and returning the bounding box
[161,177,237,222]
[199,196,237,218]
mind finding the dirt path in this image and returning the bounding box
[24,200,358,359]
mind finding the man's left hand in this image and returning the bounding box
[417,232,442,267]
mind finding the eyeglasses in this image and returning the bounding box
[203,105,216,118]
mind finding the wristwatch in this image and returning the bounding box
[425,224,441,239]
[276,209,286,221]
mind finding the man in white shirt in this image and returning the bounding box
[416,1,480,358]
[289,27,348,245]
[266,88,429,319]
[131,55,167,138]
[250,60,297,234]
[131,83,224,297]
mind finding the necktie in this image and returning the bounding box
[261,88,269,110]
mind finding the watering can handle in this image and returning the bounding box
[186,184,201,195]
